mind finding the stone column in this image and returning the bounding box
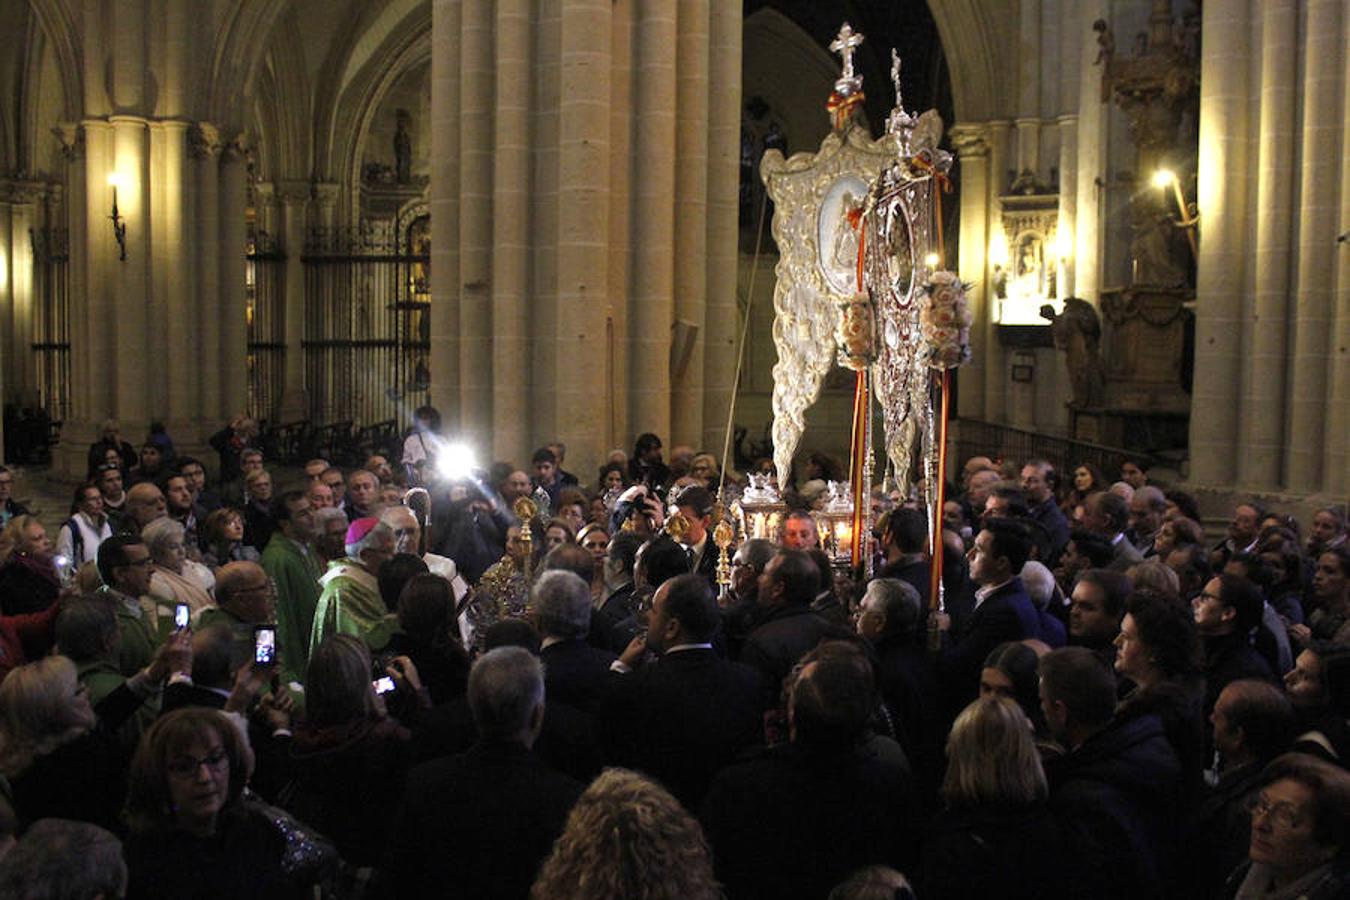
[670,0,709,447]
[1073,0,1108,303]
[218,138,249,423]
[1237,0,1297,489]
[190,122,222,431]
[1188,3,1253,486]
[54,127,91,473]
[457,0,493,447]
[110,115,150,427]
[555,0,613,469]
[950,124,990,421]
[153,120,193,432]
[429,0,463,435]
[1285,0,1342,492]
[701,0,742,461]
[277,181,310,422]
[491,0,529,465]
[0,192,14,409]
[630,0,677,441]
[984,120,1012,421]
[1014,0,1041,178]
[82,121,116,427]
[1325,21,1350,497]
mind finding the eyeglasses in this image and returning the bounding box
[167,748,230,778]
[1246,792,1307,830]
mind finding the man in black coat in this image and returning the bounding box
[1195,574,1276,716]
[600,574,765,810]
[387,646,583,900]
[877,507,931,608]
[701,644,916,900]
[738,549,832,692]
[1040,647,1183,900]
[535,569,617,713]
[674,486,720,588]
[932,519,1042,711]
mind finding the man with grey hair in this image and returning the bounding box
[389,647,583,899]
[310,518,394,653]
[857,577,937,779]
[534,569,617,713]
[0,818,127,899]
[1127,485,1168,555]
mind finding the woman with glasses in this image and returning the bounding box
[1221,753,1350,898]
[124,707,324,898]
[0,634,189,833]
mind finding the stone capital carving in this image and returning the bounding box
[188,122,222,159]
[276,180,311,206]
[312,182,340,206]
[222,133,249,163]
[52,123,83,161]
[948,125,990,159]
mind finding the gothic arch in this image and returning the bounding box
[926,0,1014,122]
[25,0,81,122]
[206,0,291,132]
[250,13,312,183]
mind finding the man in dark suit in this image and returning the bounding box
[877,507,931,608]
[1083,491,1144,573]
[739,549,833,691]
[387,646,584,900]
[701,643,916,900]
[601,574,765,810]
[674,486,720,587]
[932,518,1042,710]
[535,569,617,713]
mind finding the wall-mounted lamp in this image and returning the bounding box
[923,251,941,269]
[107,173,127,261]
[1152,168,1197,258]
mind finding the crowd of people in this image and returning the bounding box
[0,412,1347,899]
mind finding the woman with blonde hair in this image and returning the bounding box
[918,696,1065,899]
[531,768,722,900]
[142,516,214,619]
[0,637,187,832]
[0,513,61,616]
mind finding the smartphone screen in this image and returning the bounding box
[372,676,396,694]
[174,603,190,630]
[254,626,276,666]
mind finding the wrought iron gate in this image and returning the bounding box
[301,216,430,431]
[246,231,286,422]
[29,226,70,424]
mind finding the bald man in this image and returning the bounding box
[123,482,168,535]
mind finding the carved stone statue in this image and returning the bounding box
[1092,19,1115,102]
[1041,298,1106,408]
[394,109,412,184]
[1129,197,1187,287]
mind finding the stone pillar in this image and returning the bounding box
[629,0,677,441]
[702,0,742,462]
[555,0,614,469]
[54,127,91,472]
[950,124,990,421]
[110,115,150,427]
[82,121,116,428]
[190,122,223,431]
[153,120,193,432]
[984,120,1012,421]
[1073,0,1109,303]
[429,0,463,435]
[218,138,249,422]
[1326,21,1350,497]
[1285,0,1342,492]
[457,0,493,448]
[1188,3,1252,486]
[670,0,709,448]
[277,182,309,422]
[491,0,530,465]
[1014,0,1041,177]
[1237,0,1297,489]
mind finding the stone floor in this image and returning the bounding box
[4,463,77,536]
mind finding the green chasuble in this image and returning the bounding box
[260,533,322,679]
[310,558,384,655]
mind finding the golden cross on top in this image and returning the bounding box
[830,23,864,81]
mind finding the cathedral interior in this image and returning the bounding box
[0,0,1346,517]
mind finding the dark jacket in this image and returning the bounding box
[701,741,916,900]
[124,805,309,900]
[1185,761,1267,900]
[8,679,146,834]
[539,637,617,714]
[918,803,1068,900]
[738,603,832,691]
[1202,631,1275,716]
[1030,496,1071,561]
[599,647,765,810]
[1115,676,1207,804]
[938,577,1041,710]
[283,715,415,867]
[0,553,62,616]
[386,740,583,900]
[871,631,940,796]
[432,497,512,584]
[87,438,137,476]
[879,556,931,608]
[1045,712,1183,899]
